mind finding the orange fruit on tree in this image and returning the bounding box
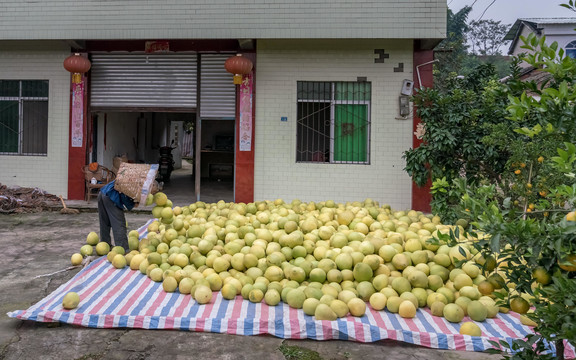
[537,156,544,163]
[477,280,494,296]
[514,169,522,175]
[566,211,576,222]
[558,254,576,272]
[510,297,530,314]
[532,267,551,285]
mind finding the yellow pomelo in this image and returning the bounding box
[154,192,168,206]
[129,254,146,270]
[460,322,482,337]
[303,298,320,316]
[194,285,213,304]
[86,232,99,246]
[62,292,80,310]
[71,253,83,266]
[264,289,281,306]
[398,300,417,318]
[329,299,349,318]
[369,293,387,311]
[112,254,127,269]
[95,242,110,256]
[347,298,366,317]
[162,276,178,292]
[248,289,264,303]
[430,301,445,317]
[315,303,338,320]
[453,273,473,291]
[149,267,164,282]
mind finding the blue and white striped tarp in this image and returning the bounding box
[7,221,575,358]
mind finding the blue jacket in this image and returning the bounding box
[101,181,135,211]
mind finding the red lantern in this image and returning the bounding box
[224,54,253,84]
[63,53,91,83]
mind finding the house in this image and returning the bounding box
[0,1,446,211]
[504,18,576,58]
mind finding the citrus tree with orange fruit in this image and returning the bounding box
[451,31,576,359]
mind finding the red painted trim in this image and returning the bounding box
[85,40,241,53]
[411,47,434,212]
[67,71,89,200]
[234,53,256,204]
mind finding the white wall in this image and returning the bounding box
[254,39,414,210]
[543,23,576,50]
[0,0,446,41]
[0,41,71,196]
[95,112,140,170]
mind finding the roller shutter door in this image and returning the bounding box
[90,53,198,110]
[200,54,236,119]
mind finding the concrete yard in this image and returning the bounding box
[0,209,502,360]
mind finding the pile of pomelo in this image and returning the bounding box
[70,192,537,336]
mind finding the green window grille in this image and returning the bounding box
[0,80,49,155]
[297,81,370,164]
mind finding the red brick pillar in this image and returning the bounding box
[411,48,434,212]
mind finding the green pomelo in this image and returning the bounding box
[467,300,488,322]
[391,277,412,295]
[315,303,337,320]
[386,296,403,313]
[303,298,320,316]
[443,303,465,323]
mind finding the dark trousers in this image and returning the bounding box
[97,191,129,251]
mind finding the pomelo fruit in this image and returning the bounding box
[315,303,337,320]
[303,298,320,316]
[194,285,213,304]
[369,293,387,311]
[330,299,349,318]
[71,253,83,266]
[467,300,488,322]
[460,321,482,336]
[95,242,110,256]
[347,298,366,317]
[86,232,99,246]
[162,276,178,292]
[62,292,80,309]
[443,303,465,323]
[398,300,417,318]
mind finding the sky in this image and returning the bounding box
[448,0,575,26]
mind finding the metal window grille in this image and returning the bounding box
[296,81,371,164]
[0,80,49,156]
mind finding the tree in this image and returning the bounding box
[433,6,472,92]
[468,19,510,56]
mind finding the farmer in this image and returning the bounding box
[97,180,158,251]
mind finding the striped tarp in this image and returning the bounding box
[7,223,576,358]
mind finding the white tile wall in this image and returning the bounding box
[0,0,446,41]
[254,39,414,210]
[0,41,71,197]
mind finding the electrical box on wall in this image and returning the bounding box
[399,96,410,117]
[401,79,414,96]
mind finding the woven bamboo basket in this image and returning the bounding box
[114,163,159,204]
